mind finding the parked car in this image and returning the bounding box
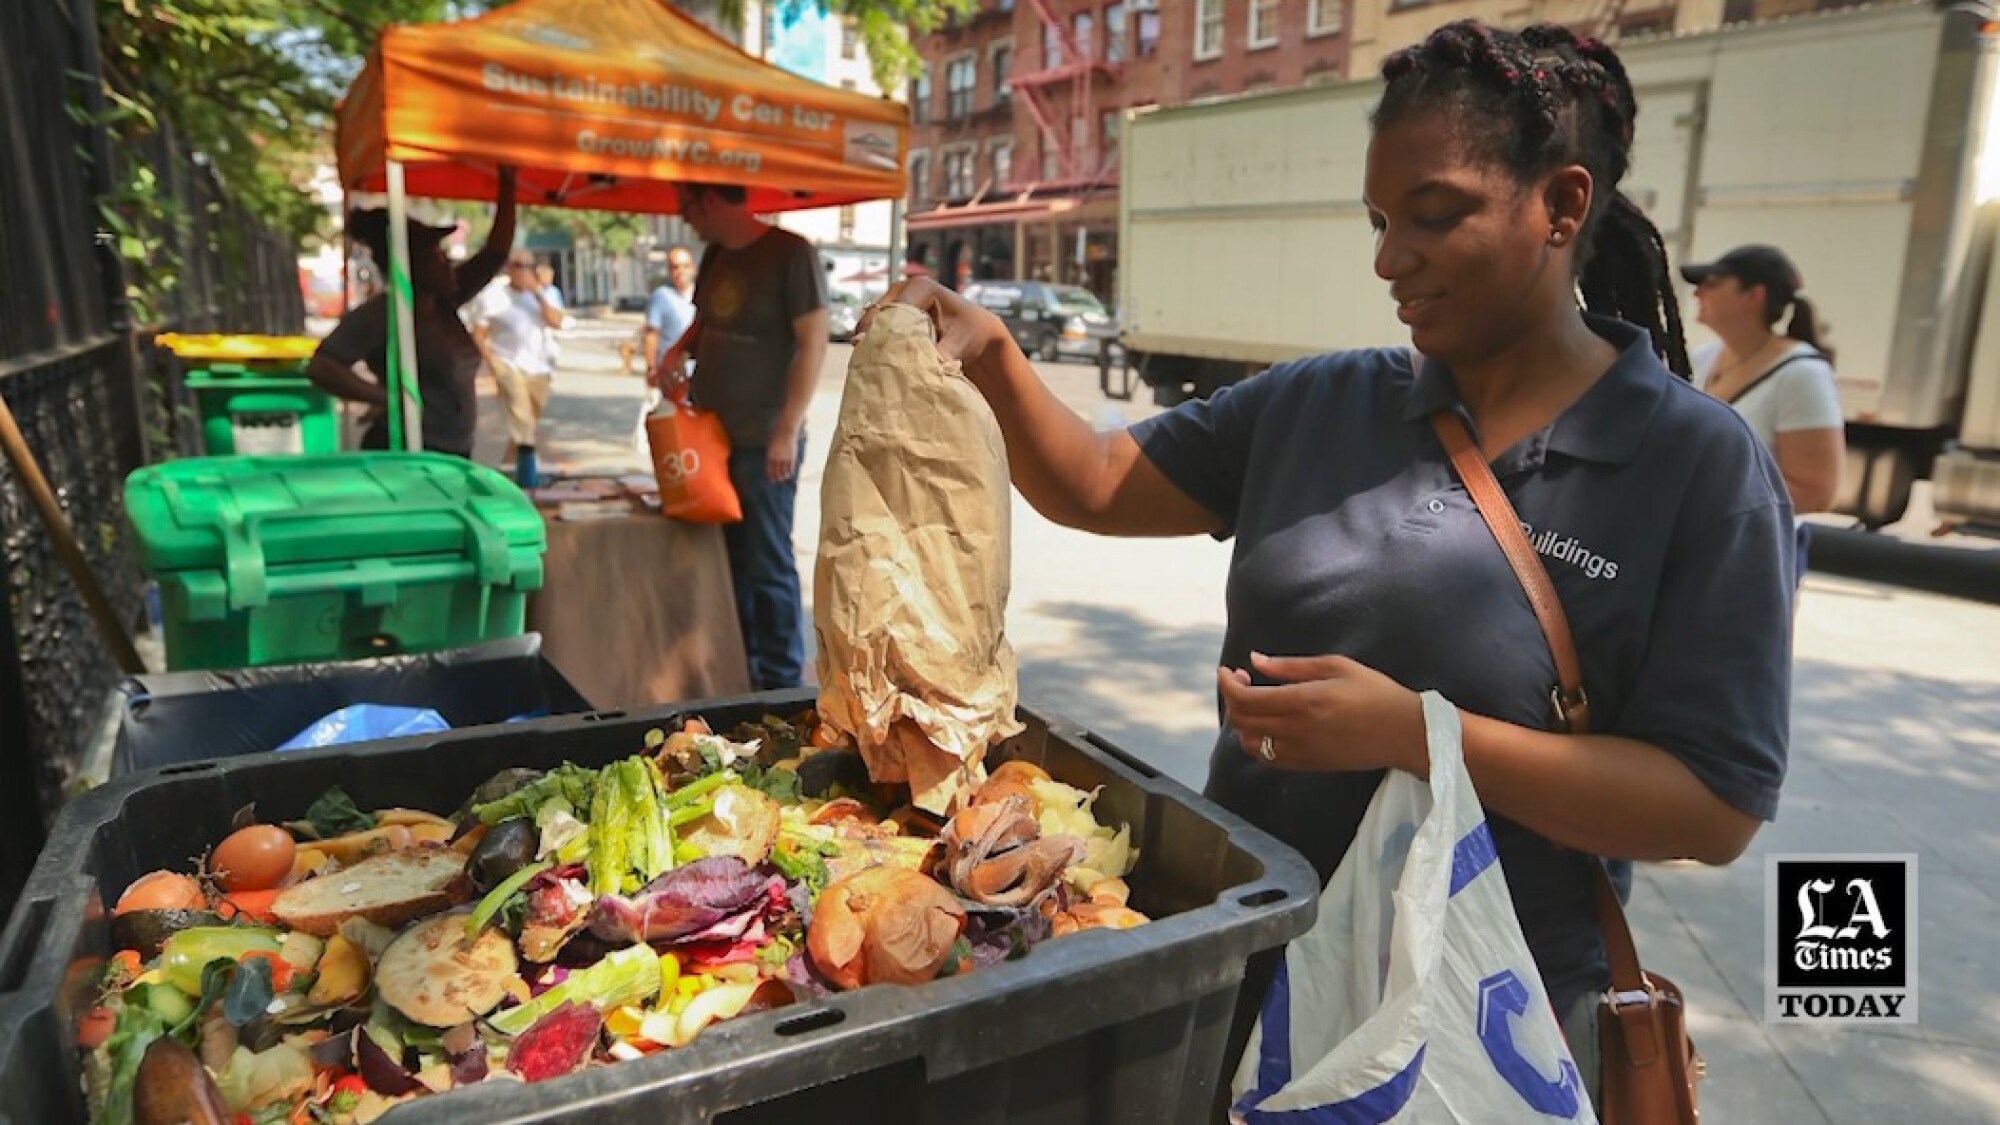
[828,290,864,342]
[961,280,1119,363]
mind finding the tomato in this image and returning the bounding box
[211,825,297,893]
[112,870,204,916]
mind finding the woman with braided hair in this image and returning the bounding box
[861,20,1792,1106]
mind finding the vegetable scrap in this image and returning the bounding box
[81,709,1147,1124]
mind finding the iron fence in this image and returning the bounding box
[0,0,302,908]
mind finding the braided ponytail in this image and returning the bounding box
[1374,21,1692,377]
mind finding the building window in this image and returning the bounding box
[1195,0,1224,61]
[910,71,930,124]
[1041,140,1059,182]
[1248,0,1280,50]
[944,147,977,199]
[840,78,856,91]
[1307,0,1341,36]
[1620,9,1675,36]
[990,140,1013,188]
[909,151,929,207]
[1071,114,1090,173]
[1072,11,1093,63]
[991,41,1012,102]
[1100,110,1120,163]
[838,205,856,241]
[1105,3,1126,64]
[946,54,976,119]
[1136,5,1160,57]
[840,17,858,60]
[1043,19,1062,69]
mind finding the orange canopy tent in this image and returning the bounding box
[335,0,908,213]
[332,0,909,446]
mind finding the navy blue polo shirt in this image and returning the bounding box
[1131,316,1794,1013]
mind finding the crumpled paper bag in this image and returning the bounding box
[813,302,1023,814]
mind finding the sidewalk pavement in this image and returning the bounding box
[498,313,2000,1124]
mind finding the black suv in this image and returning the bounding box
[960,280,1119,363]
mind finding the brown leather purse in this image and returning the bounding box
[1432,410,1703,1125]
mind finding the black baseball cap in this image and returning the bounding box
[1681,245,1802,303]
[345,208,456,265]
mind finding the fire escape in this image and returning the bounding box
[1009,0,1124,194]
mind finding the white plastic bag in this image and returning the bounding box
[1230,692,1597,1124]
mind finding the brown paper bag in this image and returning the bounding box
[813,302,1023,814]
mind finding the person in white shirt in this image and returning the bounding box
[536,263,572,372]
[1683,245,1845,517]
[473,252,567,474]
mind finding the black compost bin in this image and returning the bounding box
[110,633,592,776]
[0,689,1317,1125]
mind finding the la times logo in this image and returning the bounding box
[1766,855,1917,1024]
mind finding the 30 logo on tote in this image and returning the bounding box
[1765,854,1917,1023]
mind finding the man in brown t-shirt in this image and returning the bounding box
[651,182,828,689]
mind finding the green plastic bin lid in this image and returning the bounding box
[125,453,546,603]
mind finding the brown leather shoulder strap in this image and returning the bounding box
[1429,410,1591,734]
[1427,406,1646,993]
[1593,861,1648,995]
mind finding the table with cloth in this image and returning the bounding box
[526,476,750,709]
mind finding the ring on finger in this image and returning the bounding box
[1258,735,1276,762]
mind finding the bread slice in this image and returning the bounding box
[272,847,469,937]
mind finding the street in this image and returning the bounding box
[489,312,2000,1124]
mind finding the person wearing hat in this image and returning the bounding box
[1682,245,1845,521]
[309,166,520,457]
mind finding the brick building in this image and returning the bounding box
[902,0,1884,300]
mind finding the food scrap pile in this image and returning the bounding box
[80,711,1145,1125]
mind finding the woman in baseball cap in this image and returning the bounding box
[1683,244,1845,517]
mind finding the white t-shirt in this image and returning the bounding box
[1691,339,1843,446]
[472,284,554,376]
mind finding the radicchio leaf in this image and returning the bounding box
[587,856,772,944]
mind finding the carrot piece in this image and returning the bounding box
[218,887,282,924]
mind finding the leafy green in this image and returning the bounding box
[475,763,599,826]
[586,761,628,898]
[587,758,677,897]
[739,761,803,804]
[770,838,833,893]
[665,769,735,810]
[99,1000,170,1125]
[486,945,661,1037]
[222,957,275,1027]
[467,859,553,942]
[172,958,235,1038]
[300,786,376,839]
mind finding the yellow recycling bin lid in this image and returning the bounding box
[156,334,322,361]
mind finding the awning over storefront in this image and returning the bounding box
[906,198,1067,232]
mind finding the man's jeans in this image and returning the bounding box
[724,438,807,691]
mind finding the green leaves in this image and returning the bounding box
[297,786,378,839]
[222,955,276,1026]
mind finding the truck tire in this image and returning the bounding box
[1037,334,1060,362]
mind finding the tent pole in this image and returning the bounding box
[340,186,352,312]
[385,160,423,452]
[887,196,904,296]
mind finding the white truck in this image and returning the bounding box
[1118,1,2000,529]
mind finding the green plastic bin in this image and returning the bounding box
[124,453,547,671]
[158,333,341,455]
